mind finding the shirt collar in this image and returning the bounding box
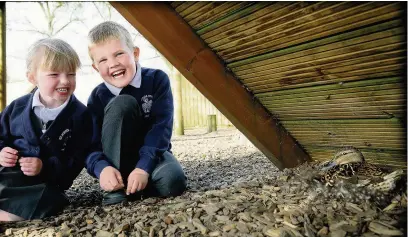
[32,88,70,122]
[104,62,142,96]
[32,88,44,109]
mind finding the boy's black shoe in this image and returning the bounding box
[102,190,126,206]
[126,191,144,202]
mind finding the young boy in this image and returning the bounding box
[0,38,103,221]
[86,21,187,205]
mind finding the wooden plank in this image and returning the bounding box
[283,118,404,125]
[234,29,405,76]
[282,118,405,126]
[170,2,184,9]
[238,49,405,80]
[229,19,404,68]
[224,4,404,62]
[307,146,406,152]
[272,106,405,115]
[248,63,405,93]
[298,140,405,149]
[219,2,396,56]
[265,98,406,111]
[252,71,402,93]
[250,64,404,91]
[174,2,196,13]
[189,2,249,30]
[289,126,404,131]
[261,89,405,105]
[296,135,406,141]
[291,132,405,138]
[241,37,405,82]
[208,2,339,47]
[275,112,405,120]
[293,133,405,139]
[244,56,406,84]
[197,3,268,35]
[247,64,405,89]
[110,2,311,169]
[288,127,404,132]
[276,109,405,116]
[179,2,208,19]
[289,129,404,134]
[260,84,404,102]
[257,77,403,98]
[214,2,367,50]
[202,2,298,41]
[300,138,405,146]
[271,104,405,114]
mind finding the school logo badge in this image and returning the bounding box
[141,95,153,116]
[59,128,71,152]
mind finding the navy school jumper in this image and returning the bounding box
[0,93,104,190]
[86,68,174,178]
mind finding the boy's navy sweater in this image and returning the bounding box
[0,93,104,190]
[86,67,174,178]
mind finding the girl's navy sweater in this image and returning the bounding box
[0,93,103,190]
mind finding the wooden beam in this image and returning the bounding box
[110,2,311,169]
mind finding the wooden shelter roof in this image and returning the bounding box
[111,2,406,169]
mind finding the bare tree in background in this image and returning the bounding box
[92,2,112,21]
[38,2,84,37]
[10,2,84,37]
[7,2,84,86]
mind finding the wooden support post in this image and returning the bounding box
[173,68,184,135]
[207,114,217,133]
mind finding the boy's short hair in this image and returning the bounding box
[26,38,81,73]
[88,21,134,61]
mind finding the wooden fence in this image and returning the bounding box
[175,76,233,129]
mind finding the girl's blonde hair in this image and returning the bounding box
[87,21,134,61]
[26,38,81,73]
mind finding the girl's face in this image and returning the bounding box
[27,67,76,108]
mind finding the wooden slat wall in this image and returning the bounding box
[171,2,407,168]
[180,76,233,128]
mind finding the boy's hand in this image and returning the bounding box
[19,157,42,176]
[127,168,149,195]
[0,147,19,167]
[100,166,124,192]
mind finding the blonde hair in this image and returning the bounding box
[26,38,81,73]
[88,21,134,61]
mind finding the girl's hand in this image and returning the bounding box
[19,157,43,176]
[0,147,19,167]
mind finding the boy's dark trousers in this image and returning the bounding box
[101,95,186,202]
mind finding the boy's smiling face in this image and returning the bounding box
[90,38,139,88]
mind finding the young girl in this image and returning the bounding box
[0,38,104,221]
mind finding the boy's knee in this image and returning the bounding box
[166,172,187,197]
[104,95,139,117]
[153,165,187,197]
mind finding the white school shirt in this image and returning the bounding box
[104,62,142,96]
[32,89,70,133]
